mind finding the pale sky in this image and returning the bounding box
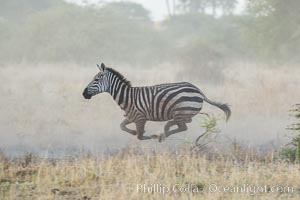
[67,0,247,21]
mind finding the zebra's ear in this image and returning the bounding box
[100,63,106,71]
[97,63,106,72]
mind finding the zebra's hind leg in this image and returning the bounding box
[159,120,189,142]
[135,120,159,140]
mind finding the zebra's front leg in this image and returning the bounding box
[136,120,159,140]
[120,119,137,135]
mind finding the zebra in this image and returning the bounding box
[83,63,231,142]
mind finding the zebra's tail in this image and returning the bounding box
[202,94,231,122]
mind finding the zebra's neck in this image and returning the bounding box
[107,71,132,110]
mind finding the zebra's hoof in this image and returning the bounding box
[150,135,159,139]
[130,131,137,135]
[158,134,166,143]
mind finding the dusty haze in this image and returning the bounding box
[1,63,299,157]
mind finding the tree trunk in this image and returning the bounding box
[172,0,176,15]
[212,0,217,16]
[165,0,172,17]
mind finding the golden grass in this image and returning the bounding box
[0,147,299,200]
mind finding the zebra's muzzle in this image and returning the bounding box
[83,88,92,99]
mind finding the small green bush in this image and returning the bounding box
[278,104,300,163]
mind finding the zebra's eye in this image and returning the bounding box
[95,78,99,81]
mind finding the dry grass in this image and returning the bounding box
[0,147,300,200]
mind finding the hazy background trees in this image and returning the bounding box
[0,0,299,66]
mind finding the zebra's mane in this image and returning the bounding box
[106,68,132,87]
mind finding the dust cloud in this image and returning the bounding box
[1,63,299,157]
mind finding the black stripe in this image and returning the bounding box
[132,109,138,121]
[124,87,130,110]
[129,88,134,111]
[145,87,151,114]
[118,84,126,105]
[141,88,148,113]
[167,96,203,118]
[113,79,121,99]
[109,74,117,94]
[173,107,201,111]
[135,90,146,114]
[151,87,156,119]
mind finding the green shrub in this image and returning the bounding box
[278,104,300,163]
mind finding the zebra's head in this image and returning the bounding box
[83,63,109,99]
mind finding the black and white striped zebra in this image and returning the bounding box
[83,63,231,142]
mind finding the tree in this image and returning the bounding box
[279,104,300,163]
[102,2,150,21]
[177,0,237,16]
[220,0,238,15]
[246,0,300,62]
[162,13,242,83]
[0,1,168,65]
[178,0,207,14]
[0,0,64,22]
